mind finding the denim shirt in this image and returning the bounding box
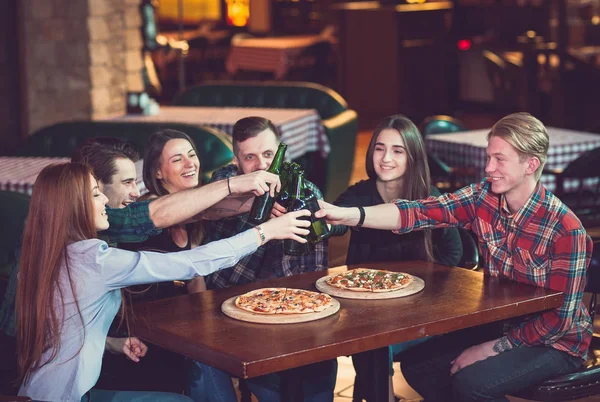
[19,230,257,401]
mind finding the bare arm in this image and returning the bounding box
[199,193,255,221]
[315,200,402,230]
[148,170,279,229]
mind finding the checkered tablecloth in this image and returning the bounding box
[225,35,325,79]
[426,128,600,193]
[112,106,330,160]
[0,157,147,196]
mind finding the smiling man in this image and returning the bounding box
[315,112,593,402]
[194,116,335,402]
[72,137,141,209]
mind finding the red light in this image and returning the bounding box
[457,39,472,51]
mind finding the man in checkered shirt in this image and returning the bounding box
[196,116,334,402]
[204,116,328,289]
[316,113,594,402]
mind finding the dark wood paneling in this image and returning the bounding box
[0,0,20,153]
[336,3,453,127]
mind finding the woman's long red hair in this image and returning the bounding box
[16,163,97,384]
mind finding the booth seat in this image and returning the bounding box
[172,80,359,201]
[8,121,234,184]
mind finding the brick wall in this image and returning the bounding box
[22,0,144,134]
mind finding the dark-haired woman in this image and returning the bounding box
[328,114,463,398]
[120,129,207,295]
[16,163,311,402]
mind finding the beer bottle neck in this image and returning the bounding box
[267,143,287,174]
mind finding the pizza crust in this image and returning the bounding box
[326,268,414,293]
[235,288,333,315]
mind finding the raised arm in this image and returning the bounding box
[317,184,479,232]
[148,170,280,228]
[97,210,311,289]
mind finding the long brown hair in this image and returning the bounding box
[16,163,96,383]
[365,114,434,261]
[143,129,203,246]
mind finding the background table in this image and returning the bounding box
[0,157,147,196]
[112,106,330,161]
[427,127,600,192]
[226,35,328,79]
[132,261,563,401]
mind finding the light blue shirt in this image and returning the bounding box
[19,230,258,402]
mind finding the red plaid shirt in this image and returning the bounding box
[393,179,593,360]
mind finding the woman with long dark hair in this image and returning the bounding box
[329,114,463,399]
[121,129,207,295]
[16,163,310,401]
[330,114,462,265]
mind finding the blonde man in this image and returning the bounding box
[316,113,593,402]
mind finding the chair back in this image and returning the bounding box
[11,121,233,184]
[586,241,600,320]
[0,192,30,279]
[457,228,479,270]
[172,81,348,120]
[286,41,332,84]
[421,115,466,136]
[552,146,600,226]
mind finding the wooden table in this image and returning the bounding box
[132,261,563,401]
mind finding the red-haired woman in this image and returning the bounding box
[16,162,310,402]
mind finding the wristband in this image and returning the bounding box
[255,225,266,245]
[226,177,232,195]
[354,206,365,230]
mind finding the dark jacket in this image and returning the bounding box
[330,179,462,266]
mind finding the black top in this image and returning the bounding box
[330,179,462,266]
[119,225,193,301]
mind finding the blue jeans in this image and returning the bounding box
[82,389,192,401]
[399,324,582,402]
[188,359,337,402]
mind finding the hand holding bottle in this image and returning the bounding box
[255,209,311,245]
[229,170,281,197]
[314,200,361,226]
[270,201,287,218]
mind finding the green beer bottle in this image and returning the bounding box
[275,162,302,210]
[303,188,330,244]
[284,170,311,256]
[248,142,287,223]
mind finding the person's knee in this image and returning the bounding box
[451,371,505,402]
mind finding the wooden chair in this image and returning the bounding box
[457,228,479,271]
[514,242,600,401]
[284,41,333,85]
[544,146,600,228]
[428,154,477,193]
[420,115,467,136]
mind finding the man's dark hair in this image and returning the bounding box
[71,137,140,185]
[232,117,280,155]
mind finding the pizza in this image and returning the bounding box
[235,288,334,315]
[326,268,413,293]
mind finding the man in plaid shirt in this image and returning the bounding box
[205,117,328,289]
[316,113,593,401]
[198,117,334,402]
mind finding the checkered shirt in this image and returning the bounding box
[204,164,328,289]
[393,179,593,360]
